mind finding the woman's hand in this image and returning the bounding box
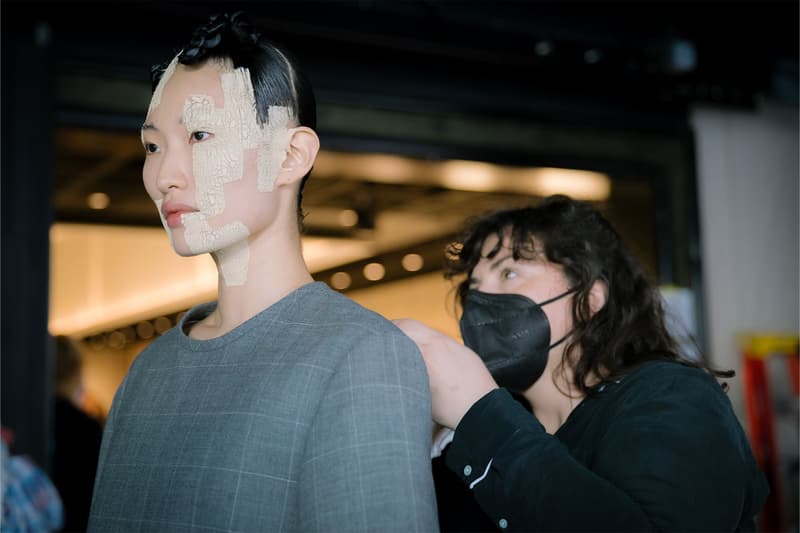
[393,318,498,430]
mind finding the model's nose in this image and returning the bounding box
[155,147,190,194]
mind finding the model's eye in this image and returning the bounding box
[190,131,212,142]
[143,142,159,154]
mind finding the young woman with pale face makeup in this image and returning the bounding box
[141,58,316,338]
[395,195,768,532]
[88,12,438,533]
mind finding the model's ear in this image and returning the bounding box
[276,127,319,187]
[588,279,608,315]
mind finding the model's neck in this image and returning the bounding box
[190,223,313,340]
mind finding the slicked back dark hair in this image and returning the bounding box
[445,194,732,395]
[150,11,317,230]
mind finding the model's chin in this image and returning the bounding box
[173,247,199,257]
[168,236,203,257]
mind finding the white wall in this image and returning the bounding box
[691,103,799,421]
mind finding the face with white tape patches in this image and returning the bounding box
[141,57,296,286]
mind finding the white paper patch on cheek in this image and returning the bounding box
[183,212,250,286]
[183,93,240,217]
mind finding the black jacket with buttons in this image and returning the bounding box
[435,360,769,532]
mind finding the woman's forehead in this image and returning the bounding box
[479,227,542,259]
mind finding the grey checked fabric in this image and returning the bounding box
[88,282,439,532]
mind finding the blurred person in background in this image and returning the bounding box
[51,335,103,533]
[2,428,63,532]
[397,194,769,532]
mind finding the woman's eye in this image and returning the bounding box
[190,131,212,142]
[143,143,159,154]
[500,269,517,281]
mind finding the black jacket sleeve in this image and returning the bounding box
[444,367,768,532]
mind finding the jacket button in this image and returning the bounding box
[463,465,472,476]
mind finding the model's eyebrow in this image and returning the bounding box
[142,115,187,131]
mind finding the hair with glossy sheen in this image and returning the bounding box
[445,194,732,395]
[150,11,317,230]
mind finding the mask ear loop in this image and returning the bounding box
[548,332,571,350]
[538,286,578,307]
[539,286,579,349]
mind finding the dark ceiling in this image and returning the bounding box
[6,0,798,112]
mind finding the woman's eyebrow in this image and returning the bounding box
[488,254,513,271]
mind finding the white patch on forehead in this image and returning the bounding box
[182,67,294,220]
[148,55,179,116]
[183,213,250,286]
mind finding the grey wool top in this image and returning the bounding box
[88,281,438,533]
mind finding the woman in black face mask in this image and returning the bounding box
[395,194,768,532]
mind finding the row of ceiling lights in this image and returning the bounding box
[79,251,430,344]
[83,313,182,350]
[329,252,425,290]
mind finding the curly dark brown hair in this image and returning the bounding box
[446,194,733,395]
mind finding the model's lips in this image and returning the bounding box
[161,202,198,229]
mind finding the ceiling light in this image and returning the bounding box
[440,161,500,192]
[584,49,602,64]
[136,321,154,340]
[401,253,424,272]
[363,262,385,281]
[153,316,172,334]
[330,271,352,290]
[338,209,359,227]
[87,192,110,210]
[313,152,611,201]
[534,40,553,56]
[531,168,611,200]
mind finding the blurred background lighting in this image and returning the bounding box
[401,253,424,272]
[330,271,352,290]
[534,40,553,56]
[584,48,602,64]
[531,168,611,200]
[153,316,172,335]
[363,262,385,281]
[338,209,359,227]
[136,320,154,340]
[87,192,110,210]
[108,330,125,349]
